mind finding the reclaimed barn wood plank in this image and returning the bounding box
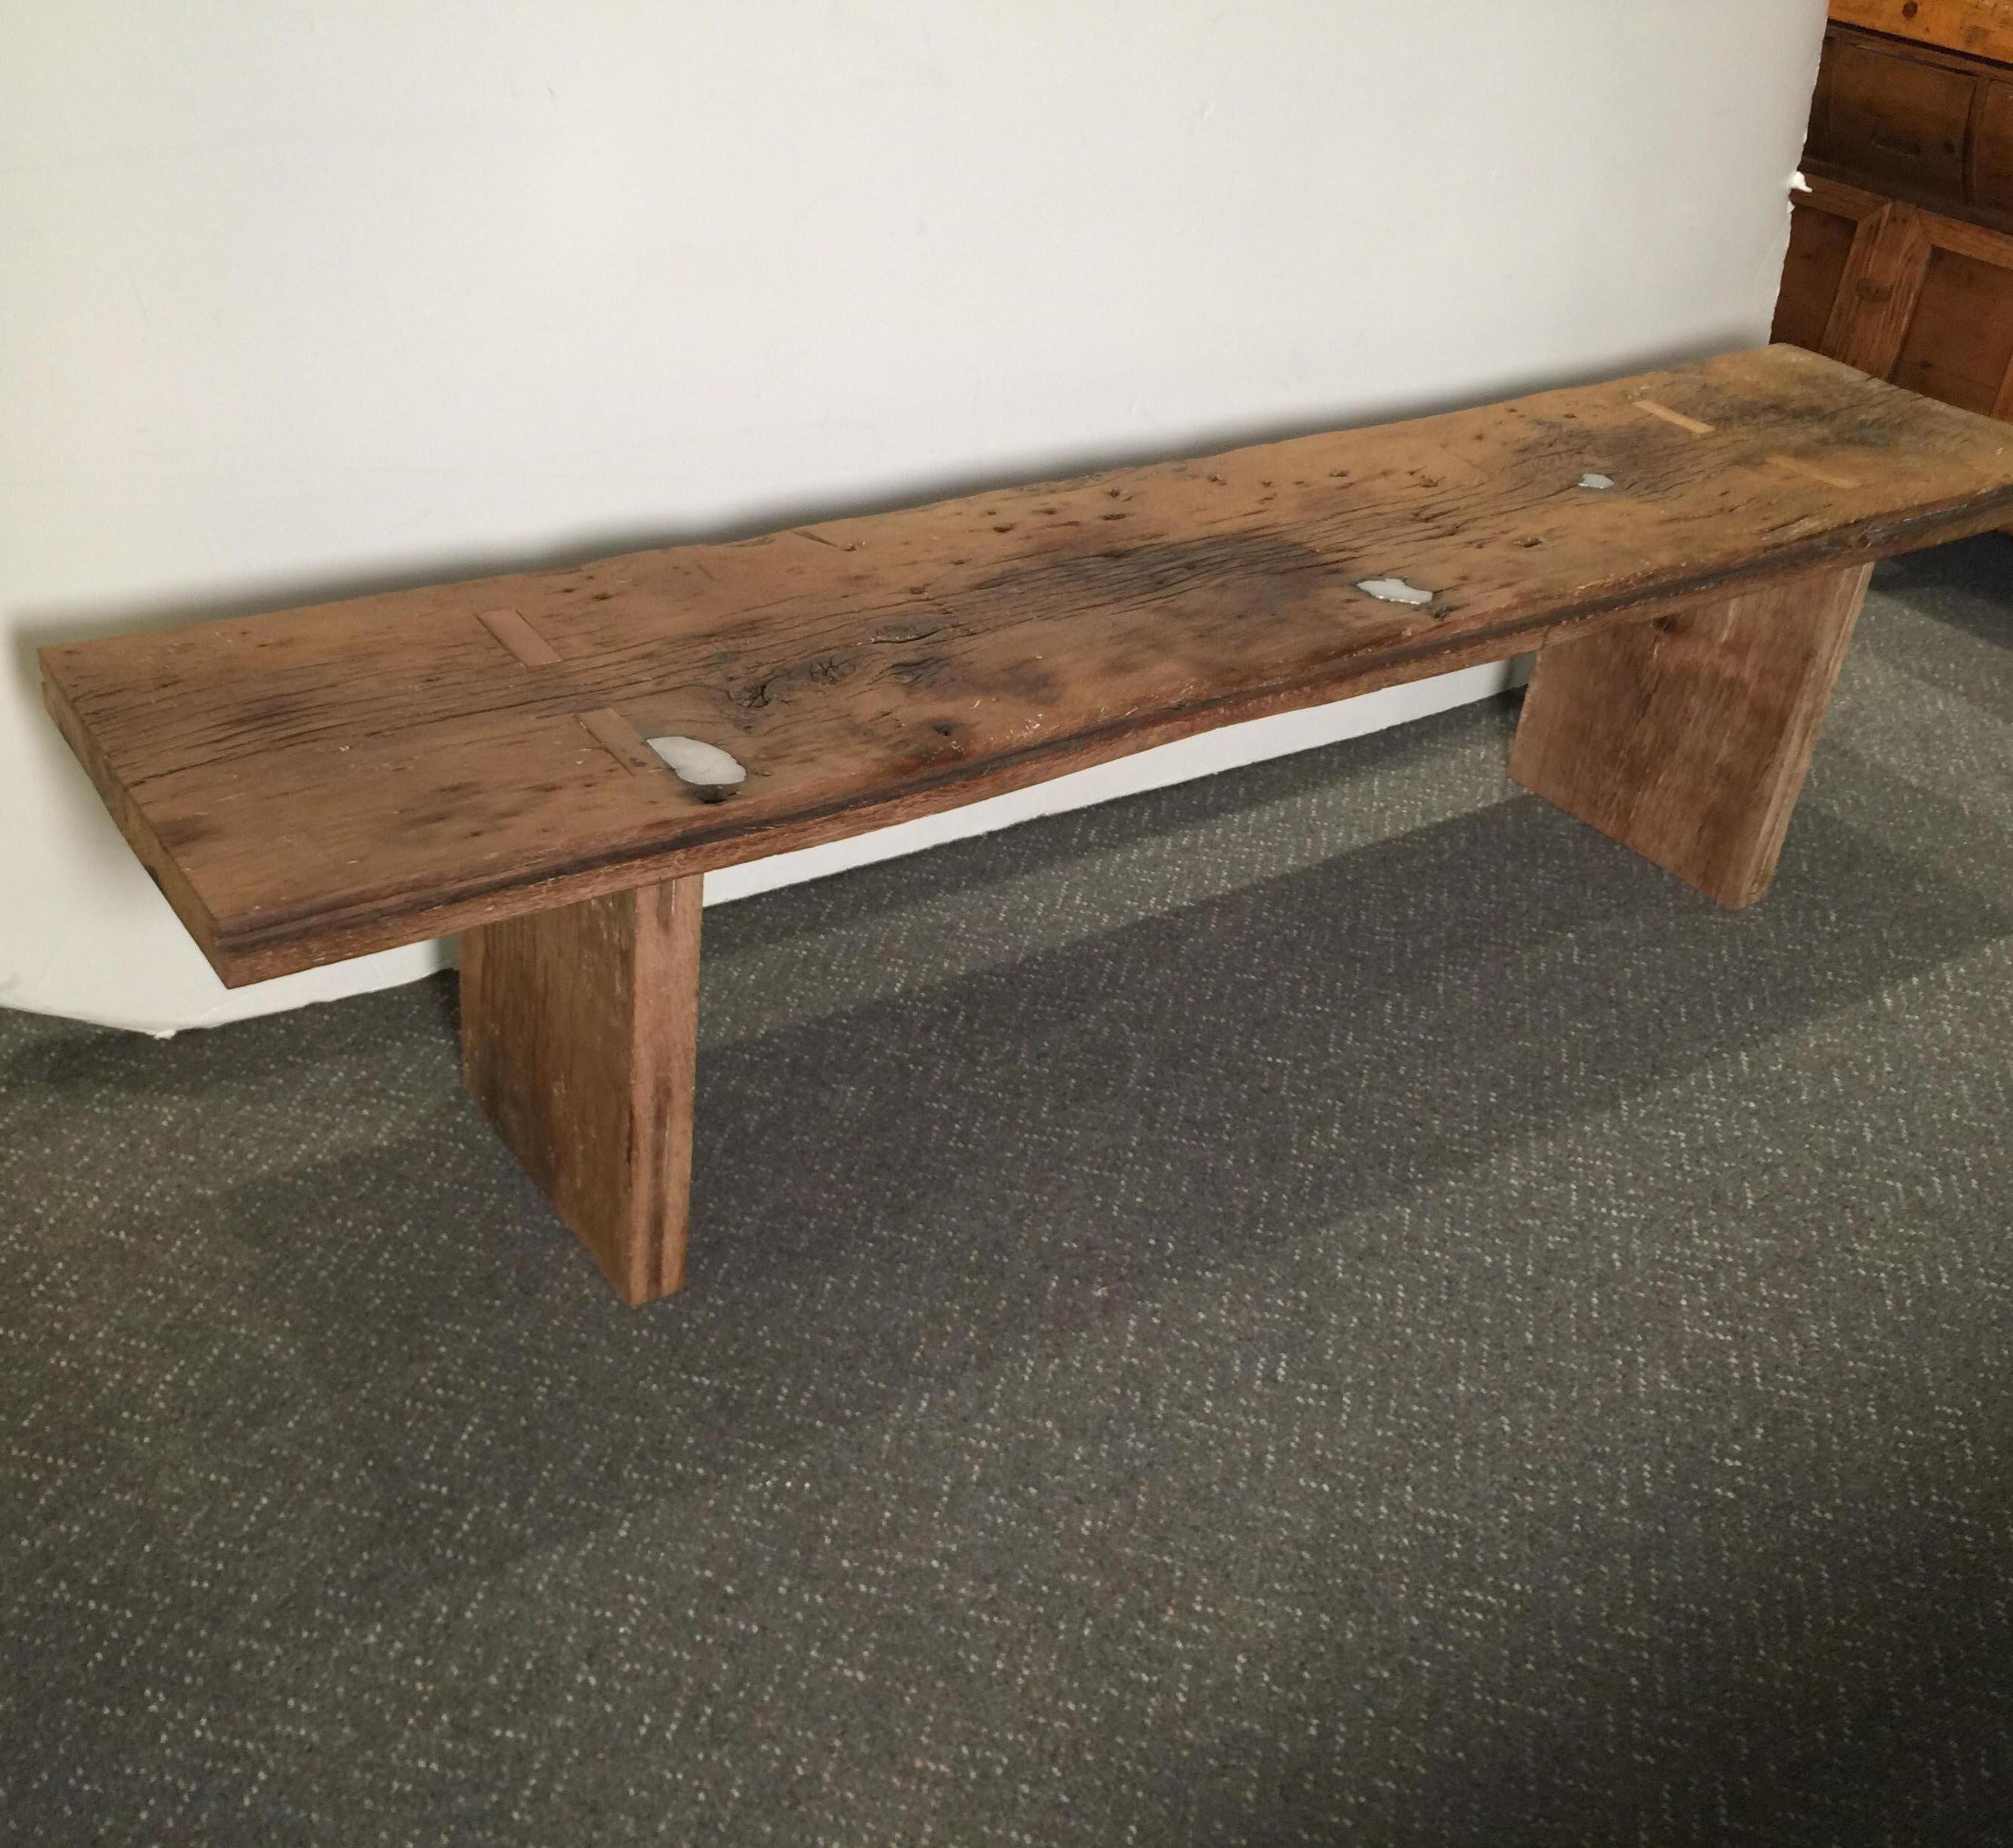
[461,876,701,1304]
[1510,565,1873,907]
[40,344,2013,987]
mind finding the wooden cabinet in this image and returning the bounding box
[1778,174,2013,416]
[1803,23,2013,223]
[1776,12,2013,436]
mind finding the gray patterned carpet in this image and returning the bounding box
[4,537,2012,1846]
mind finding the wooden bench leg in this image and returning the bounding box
[460,876,701,1304]
[1508,564,1873,907]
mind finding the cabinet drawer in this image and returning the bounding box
[1812,34,1977,201]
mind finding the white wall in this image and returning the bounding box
[1,2,1826,1033]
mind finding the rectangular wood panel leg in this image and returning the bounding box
[1509,565,1873,908]
[460,876,701,1304]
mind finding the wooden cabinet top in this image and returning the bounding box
[1833,1,2013,66]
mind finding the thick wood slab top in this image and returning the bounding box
[42,344,2013,984]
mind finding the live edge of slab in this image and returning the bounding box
[40,344,2013,989]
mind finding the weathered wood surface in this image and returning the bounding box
[41,344,2013,985]
[1828,0,2013,68]
[1777,176,1891,360]
[1780,171,2013,424]
[1802,22,2013,242]
[1813,26,1979,209]
[461,876,701,1304]
[1511,565,1873,908]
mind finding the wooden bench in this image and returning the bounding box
[41,345,2013,1304]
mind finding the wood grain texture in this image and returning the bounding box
[1814,29,1977,200]
[1804,20,2013,230]
[461,875,700,1304]
[1830,0,2013,67]
[1778,175,2013,441]
[1971,75,2013,208]
[1893,239,2013,409]
[1832,199,1937,373]
[1772,178,1900,360]
[1774,193,1871,353]
[476,607,563,668]
[1509,566,1874,909]
[1916,186,2013,258]
[40,345,2013,986]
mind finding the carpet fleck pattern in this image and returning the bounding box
[3,538,2011,1846]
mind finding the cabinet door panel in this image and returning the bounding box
[1815,36,1978,199]
[1774,177,1900,364]
[1891,243,2013,411]
[1779,199,1868,350]
[1776,195,1868,352]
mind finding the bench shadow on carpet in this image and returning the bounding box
[6,753,2009,1843]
